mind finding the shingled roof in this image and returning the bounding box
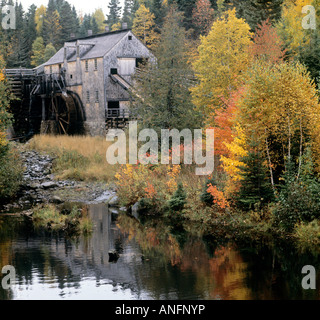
[44,29,131,66]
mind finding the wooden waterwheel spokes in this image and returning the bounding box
[49,92,78,134]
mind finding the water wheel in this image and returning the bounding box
[48,92,78,134]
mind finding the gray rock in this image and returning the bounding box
[108,195,119,207]
[49,196,63,204]
[41,181,58,189]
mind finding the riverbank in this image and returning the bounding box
[2,135,319,253]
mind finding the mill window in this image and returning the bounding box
[86,91,90,103]
[94,59,98,71]
[85,60,89,72]
[95,91,99,103]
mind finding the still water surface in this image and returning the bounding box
[0,203,319,300]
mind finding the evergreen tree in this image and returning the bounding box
[24,5,37,67]
[71,6,80,37]
[131,5,203,131]
[237,142,274,211]
[43,1,62,47]
[107,0,121,27]
[151,0,166,28]
[233,0,283,31]
[60,1,75,42]
[7,2,29,67]
[122,0,133,28]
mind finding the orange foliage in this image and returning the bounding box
[207,183,229,209]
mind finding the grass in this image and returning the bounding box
[28,135,118,182]
[32,203,93,235]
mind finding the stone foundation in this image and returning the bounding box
[83,121,106,136]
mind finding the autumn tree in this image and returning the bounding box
[276,0,311,58]
[237,60,320,184]
[250,19,286,64]
[35,5,46,36]
[191,9,252,124]
[92,9,106,33]
[132,4,159,47]
[192,0,215,37]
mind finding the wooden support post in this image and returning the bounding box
[42,97,46,121]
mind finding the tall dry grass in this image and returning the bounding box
[28,135,118,182]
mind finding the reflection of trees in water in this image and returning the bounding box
[118,213,320,300]
[117,214,252,299]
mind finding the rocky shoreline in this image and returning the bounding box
[0,148,119,213]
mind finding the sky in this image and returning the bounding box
[20,0,125,15]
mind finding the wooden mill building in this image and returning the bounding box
[6,28,154,136]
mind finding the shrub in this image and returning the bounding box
[168,183,187,212]
[0,145,24,201]
[273,154,320,231]
[294,220,320,248]
[200,177,217,206]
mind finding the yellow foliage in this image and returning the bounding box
[191,8,252,123]
[220,125,248,196]
[277,0,313,57]
[132,4,159,48]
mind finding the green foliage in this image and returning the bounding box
[33,203,93,235]
[43,43,57,62]
[107,0,122,27]
[273,152,320,231]
[237,145,274,211]
[0,146,24,202]
[132,5,203,131]
[54,150,89,170]
[168,183,187,212]
[294,220,320,249]
[31,37,45,67]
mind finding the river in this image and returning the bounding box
[0,202,319,300]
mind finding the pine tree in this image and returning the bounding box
[131,5,203,131]
[60,1,75,43]
[71,6,80,37]
[107,0,121,27]
[152,0,166,28]
[237,142,274,211]
[24,4,37,67]
[43,1,62,47]
[79,14,92,37]
[233,0,283,31]
[122,0,134,28]
[6,3,29,67]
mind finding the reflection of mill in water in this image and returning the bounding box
[48,203,144,289]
